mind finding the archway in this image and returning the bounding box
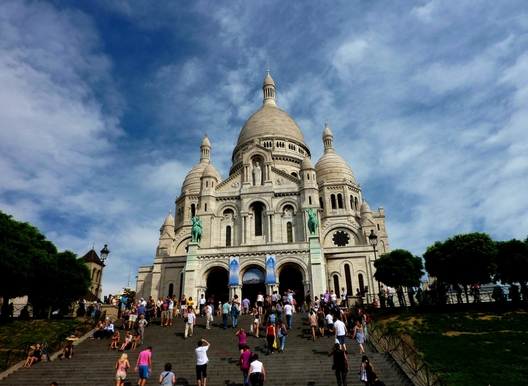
[242,268,266,305]
[205,269,229,303]
[278,266,305,309]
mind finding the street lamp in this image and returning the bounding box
[98,245,110,301]
[368,230,380,292]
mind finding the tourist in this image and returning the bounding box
[231,299,240,328]
[242,296,250,315]
[114,353,130,386]
[340,287,347,307]
[252,308,260,338]
[160,298,168,326]
[352,320,366,354]
[317,308,325,337]
[199,294,206,317]
[205,302,213,329]
[334,315,347,352]
[119,331,132,351]
[265,321,276,355]
[138,314,148,344]
[134,346,152,386]
[236,327,247,353]
[167,296,175,325]
[22,343,42,368]
[308,309,317,341]
[179,294,187,317]
[283,301,294,329]
[256,292,264,314]
[370,372,386,386]
[238,345,252,386]
[326,310,334,334]
[184,306,196,338]
[359,355,375,385]
[159,362,176,386]
[131,331,140,350]
[110,331,120,350]
[195,339,210,386]
[305,290,313,312]
[328,343,349,386]
[248,353,266,386]
[277,320,287,353]
[221,300,230,329]
[58,341,73,359]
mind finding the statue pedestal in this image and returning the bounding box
[309,235,325,297]
[183,242,199,299]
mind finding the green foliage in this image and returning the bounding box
[123,288,136,302]
[423,232,497,285]
[494,238,528,285]
[0,319,81,348]
[387,311,528,386]
[374,248,424,287]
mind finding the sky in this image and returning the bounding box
[1,1,528,297]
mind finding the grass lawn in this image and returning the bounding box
[383,310,528,385]
[0,319,83,348]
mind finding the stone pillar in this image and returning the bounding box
[309,235,326,297]
[183,242,199,299]
[230,285,242,300]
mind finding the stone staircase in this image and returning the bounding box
[1,314,412,386]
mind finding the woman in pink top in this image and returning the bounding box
[115,353,130,386]
[236,328,247,353]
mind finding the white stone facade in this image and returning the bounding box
[136,73,389,305]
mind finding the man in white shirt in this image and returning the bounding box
[205,304,213,329]
[283,302,294,329]
[199,294,206,317]
[334,315,347,352]
[185,306,196,338]
[195,339,210,386]
[167,298,174,326]
[341,287,347,307]
[248,353,266,386]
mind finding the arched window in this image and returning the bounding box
[92,268,96,279]
[309,196,312,205]
[345,264,352,295]
[226,226,232,247]
[287,222,293,243]
[168,283,174,298]
[319,197,324,209]
[355,197,359,211]
[291,172,298,178]
[358,274,365,294]
[204,203,207,212]
[333,275,340,295]
[350,195,354,210]
[191,204,196,217]
[337,194,343,209]
[253,203,263,236]
[331,194,337,209]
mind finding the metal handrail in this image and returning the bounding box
[368,319,447,386]
[0,312,104,373]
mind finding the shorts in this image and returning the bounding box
[257,301,263,307]
[167,310,174,319]
[239,343,246,351]
[310,324,317,329]
[337,335,346,345]
[254,319,259,324]
[115,373,126,380]
[129,315,138,323]
[138,365,149,379]
[318,319,324,328]
[328,323,334,330]
[196,364,207,380]
[161,310,168,319]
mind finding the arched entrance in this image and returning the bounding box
[278,266,305,310]
[206,269,229,303]
[242,268,266,304]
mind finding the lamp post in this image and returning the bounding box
[99,244,110,300]
[368,230,380,292]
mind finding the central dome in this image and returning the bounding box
[236,105,307,147]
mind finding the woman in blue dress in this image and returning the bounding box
[352,319,366,354]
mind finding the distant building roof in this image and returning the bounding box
[81,248,103,265]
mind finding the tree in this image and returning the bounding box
[494,238,528,303]
[374,249,424,307]
[0,211,57,319]
[424,232,497,303]
[28,251,92,317]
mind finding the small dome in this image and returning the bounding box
[263,74,275,87]
[360,199,372,215]
[201,134,211,148]
[202,163,221,180]
[315,152,355,184]
[181,161,209,195]
[301,156,315,170]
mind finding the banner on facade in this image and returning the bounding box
[266,254,277,284]
[229,256,240,286]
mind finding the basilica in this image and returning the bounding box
[136,72,389,304]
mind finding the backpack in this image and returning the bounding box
[364,313,371,324]
[269,314,276,323]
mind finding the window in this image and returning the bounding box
[331,194,337,209]
[319,197,324,209]
[168,283,174,298]
[254,203,263,236]
[291,172,298,178]
[287,222,293,243]
[204,203,207,212]
[358,274,365,294]
[332,231,350,246]
[191,204,196,217]
[333,275,340,295]
[309,196,312,205]
[355,197,359,211]
[350,195,354,209]
[226,226,232,246]
[345,264,352,295]
[337,194,343,209]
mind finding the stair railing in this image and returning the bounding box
[367,320,447,386]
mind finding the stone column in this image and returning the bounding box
[183,242,199,299]
[230,285,242,300]
[309,235,326,297]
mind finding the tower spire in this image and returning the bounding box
[262,70,276,107]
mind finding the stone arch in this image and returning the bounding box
[175,237,191,255]
[276,197,298,214]
[322,225,360,248]
[242,197,272,212]
[200,264,230,303]
[240,263,266,304]
[277,261,306,308]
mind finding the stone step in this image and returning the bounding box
[1,314,412,386]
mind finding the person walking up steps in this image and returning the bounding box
[134,346,152,386]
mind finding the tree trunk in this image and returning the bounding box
[464,284,470,304]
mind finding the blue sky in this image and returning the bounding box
[1,1,528,296]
